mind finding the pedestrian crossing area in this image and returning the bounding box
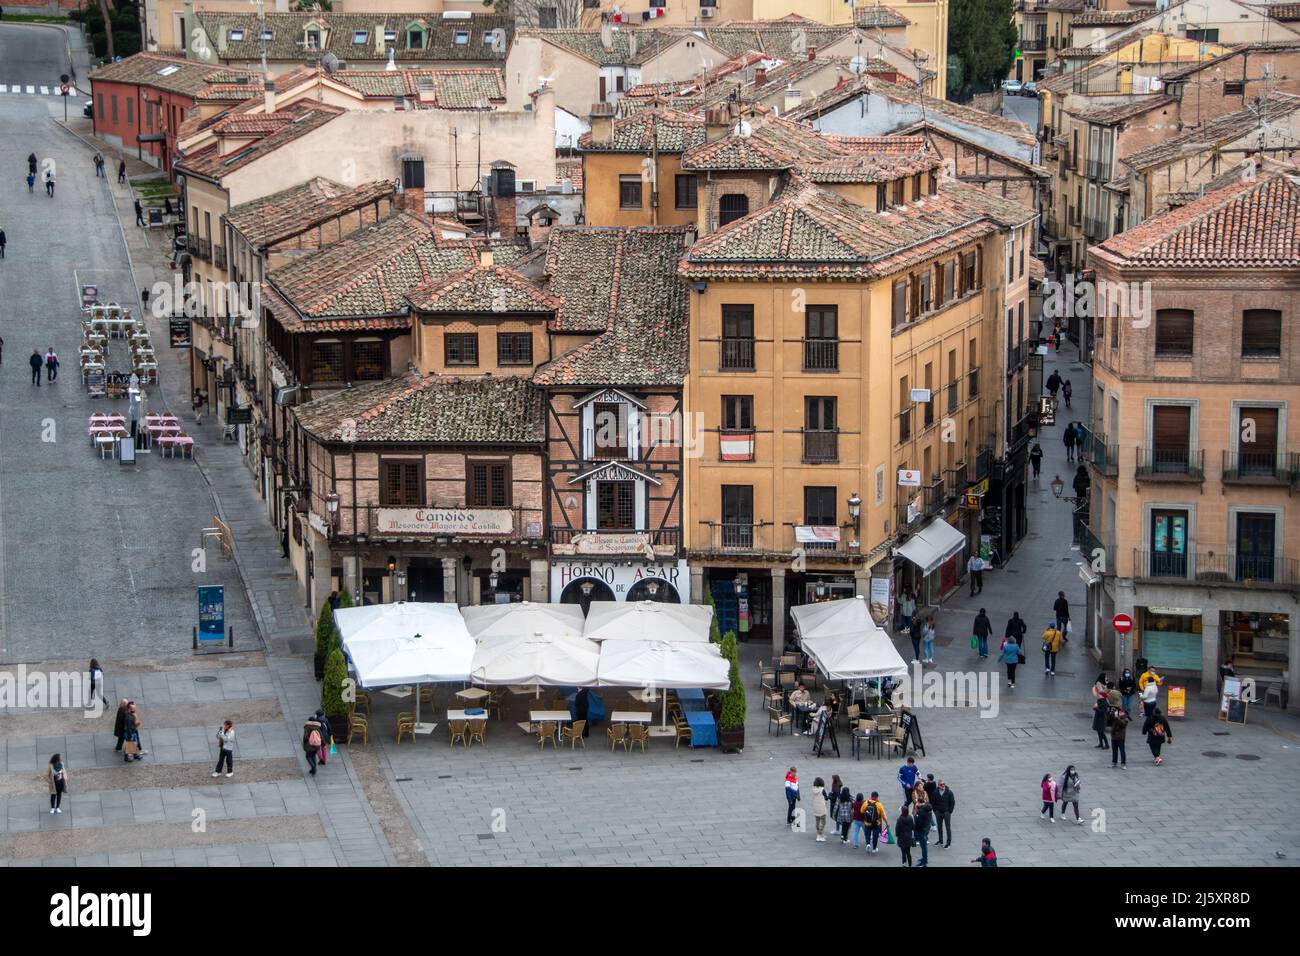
[0,83,68,96]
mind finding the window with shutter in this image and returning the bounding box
[468,461,510,507]
[1154,309,1194,356]
[1242,309,1281,357]
[1151,405,1191,472]
[381,461,422,506]
[892,280,907,328]
[1238,407,1278,474]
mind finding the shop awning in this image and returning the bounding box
[895,518,966,576]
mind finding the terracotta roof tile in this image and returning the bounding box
[522,27,686,65]
[90,53,218,97]
[1071,9,1152,25]
[1064,95,1175,124]
[405,264,559,313]
[225,178,395,249]
[295,372,544,444]
[579,105,706,152]
[328,68,505,107]
[701,25,851,59]
[1121,92,1300,172]
[1093,169,1300,267]
[175,101,344,181]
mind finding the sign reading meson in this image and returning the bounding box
[376,508,514,535]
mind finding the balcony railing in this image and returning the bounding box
[1009,410,1036,451]
[695,521,776,553]
[1076,523,1113,574]
[923,477,946,515]
[1086,436,1119,477]
[1020,37,1046,51]
[945,463,971,497]
[784,524,859,558]
[1082,216,1107,240]
[1084,158,1110,181]
[1222,450,1300,485]
[1136,447,1204,481]
[802,338,839,372]
[213,245,228,270]
[1134,549,1300,588]
[550,527,680,554]
[974,445,992,481]
[189,236,212,261]
[720,337,755,371]
[896,498,923,532]
[1007,342,1025,376]
[946,382,959,414]
[803,429,839,463]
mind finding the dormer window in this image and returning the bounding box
[407,28,424,49]
[454,30,470,45]
[228,28,245,42]
[305,29,322,50]
[260,28,273,42]
[483,30,498,45]
[384,29,398,45]
[353,30,368,44]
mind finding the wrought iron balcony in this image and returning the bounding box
[695,521,775,554]
[1222,450,1300,486]
[720,337,756,371]
[802,338,839,372]
[1135,447,1204,482]
[802,429,839,463]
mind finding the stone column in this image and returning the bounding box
[441,557,459,606]
[690,565,704,604]
[530,558,550,603]
[771,568,787,659]
[1199,609,1220,700]
[854,569,871,596]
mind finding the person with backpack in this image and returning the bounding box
[1059,765,1083,824]
[1040,772,1059,822]
[303,717,324,776]
[48,754,69,813]
[834,785,854,844]
[972,608,992,658]
[1042,621,1064,676]
[895,804,915,866]
[934,780,956,848]
[862,792,886,853]
[1029,441,1044,479]
[971,838,997,867]
[313,710,332,766]
[897,755,921,803]
[1110,705,1130,769]
[1000,636,1021,689]
[213,720,235,777]
[1143,707,1173,766]
[784,766,800,827]
[810,777,829,842]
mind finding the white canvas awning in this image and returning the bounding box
[895,518,967,576]
[461,601,585,642]
[583,600,714,643]
[335,602,474,686]
[596,640,730,690]
[791,597,907,681]
[790,595,882,640]
[470,632,601,687]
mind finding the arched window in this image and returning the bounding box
[719,193,749,226]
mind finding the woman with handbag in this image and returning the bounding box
[1091,694,1110,749]
[123,703,146,762]
[1059,766,1083,824]
[48,754,69,814]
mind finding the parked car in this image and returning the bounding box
[1022,81,1039,97]
[83,99,93,117]
[1001,80,1023,95]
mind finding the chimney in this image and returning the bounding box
[754,67,767,87]
[588,102,615,144]
[480,249,494,268]
[705,106,730,141]
[263,79,277,113]
[807,46,817,62]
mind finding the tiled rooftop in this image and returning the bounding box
[405,264,559,313]
[90,53,222,98]
[224,178,395,250]
[1093,169,1300,268]
[294,372,544,444]
[175,101,344,181]
[522,28,687,65]
[1120,92,1300,172]
[1063,95,1175,124]
[579,105,707,152]
[328,68,505,108]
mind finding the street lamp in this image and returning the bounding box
[847,491,862,533]
[324,491,339,526]
[489,571,500,590]
[1050,475,1065,498]
[645,580,660,599]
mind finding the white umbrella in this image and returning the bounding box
[462,601,585,641]
[597,639,730,732]
[583,600,714,643]
[335,602,474,722]
[470,631,600,687]
[789,595,886,641]
[798,632,909,681]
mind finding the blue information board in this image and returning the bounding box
[198,586,225,642]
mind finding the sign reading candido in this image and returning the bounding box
[376,508,513,535]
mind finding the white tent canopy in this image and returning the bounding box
[461,601,586,642]
[335,602,475,687]
[895,518,967,576]
[583,600,714,643]
[791,596,908,681]
[469,632,601,687]
[596,639,730,690]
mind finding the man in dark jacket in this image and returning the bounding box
[914,799,933,867]
[973,608,992,658]
[1142,708,1173,766]
[29,349,42,385]
[1046,370,1061,397]
[1005,612,1027,645]
[1053,591,1070,642]
[113,699,129,751]
[934,780,956,848]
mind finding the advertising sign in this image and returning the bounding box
[197,586,225,642]
[1166,685,1186,718]
[375,508,513,536]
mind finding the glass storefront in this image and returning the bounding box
[1139,606,1202,671]
[1224,611,1290,675]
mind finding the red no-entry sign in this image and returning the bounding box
[1113,613,1134,634]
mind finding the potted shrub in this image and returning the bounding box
[313,603,336,680]
[718,630,746,753]
[321,648,349,741]
[705,588,722,643]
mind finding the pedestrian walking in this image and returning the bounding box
[826,774,843,818]
[1118,668,1137,717]
[1053,591,1070,639]
[971,838,998,866]
[1040,773,1058,822]
[1054,324,1063,352]
[1062,379,1073,408]
[897,755,921,803]
[1091,693,1110,749]
[908,613,923,663]
[0,227,6,259]
[967,551,984,595]
[117,159,127,183]
[921,616,936,663]
[934,780,955,848]
[113,699,129,751]
[895,805,915,866]
[1110,705,1129,768]
[134,198,145,226]
[862,792,885,853]
[303,717,324,776]
[1063,424,1077,462]
[313,710,332,765]
[26,172,34,192]
[43,169,54,197]
[1142,707,1173,765]
[29,349,43,385]
[810,777,829,842]
[1029,441,1043,478]
[93,153,104,177]
[44,347,58,382]
[87,659,107,708]
[973,607,992,658]
[1059,765,1083,824]
[850,791,866,848]
[123,702,146,761]
[1138,665,1163,716]
[1046,370,1061,398]
[1005,611,1027,645]
[834,785,853,844]
[899,587,916,632]
[213,720,235,777]
[27,153,37,176]
[192,387,207,424]
[1073,464,1090,503]
[1042,620,1063,676]
[0,335,4,364]
[913,791,933,866]
[47,755,69,813]
[1000,636,1021,688]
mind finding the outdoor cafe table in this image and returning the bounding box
[676,687,706,706]
[448,709,489,722]
[608,711,653,723]
[88,425,127,445]
[455,687,490,703]
[682,710,718,748]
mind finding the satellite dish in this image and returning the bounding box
[321,52,340,73]
[849,55,868,75]
[735,119,753,138]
